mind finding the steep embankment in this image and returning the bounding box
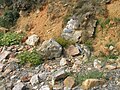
[16,4,67,40]
[93,0,120,56]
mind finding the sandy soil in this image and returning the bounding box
[16,5,66,41]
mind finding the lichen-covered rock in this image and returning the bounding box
[38,39,62,59]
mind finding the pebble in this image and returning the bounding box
[60,58,67,66]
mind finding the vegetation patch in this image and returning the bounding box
[75,71,104,85]
[84,39,93,51]
[0,10,19,29]
[17,50,43,66]
[55,37,75,48]
[0,32,24,46]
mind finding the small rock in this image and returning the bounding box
[0,51,11,61]
[5,61,19,71]
[30,74,40,86]
[52,68,67,81]
[109,45,114,51]
[72,31,82,42]
[105,64,117,70]
[21,75,31,82]
[0,63,5,72]
[63,28,73,33]
[32,86,38,90]
[72,85,82,90]
[83,46,91,58]
[64,87,71,90]
[38,72,47,80]
[117,63,120,69]
[82,79,105,90]
[66,45,80,56]
[2,69,11,77]
[39,85,51,90]
[67,18,79,30]
[60,58,67,66]
[64,76,75,89]
[10,75,17,80]
[12,82,25,90]
[25,34,39,46]
[53,84,63,90]
[61,32,73,40]
[72,60,81,70]
[0,85,6,90]
[6,82,13,89]
[93,59,102,70]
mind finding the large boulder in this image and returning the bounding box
[38,39,62,59]
[61,16,79,41]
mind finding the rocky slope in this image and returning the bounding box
[0,0,120,90]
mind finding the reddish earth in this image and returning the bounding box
[107,0,120,18]
[16,6,66,41]
[16,0,120,56]
[93,0,120,56]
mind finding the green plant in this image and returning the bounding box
[0,10,19,28]
[75,71,104,85]
[97,18,111,29]
[55,37,75,48]
[105,43,114,48]
[17,50,43,66]
[113,17,120,23]
[0,32,24,46]
[63,14,72,27]
[84,39,93,51]
[103,54,118,61]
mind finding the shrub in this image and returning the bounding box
[0,32,24,46]
[97,18,111,29]
[17,50,43,66]
[75,71,104,85]
[55,37,75,48]
[0,10,19,28]
[113,17,120,23]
